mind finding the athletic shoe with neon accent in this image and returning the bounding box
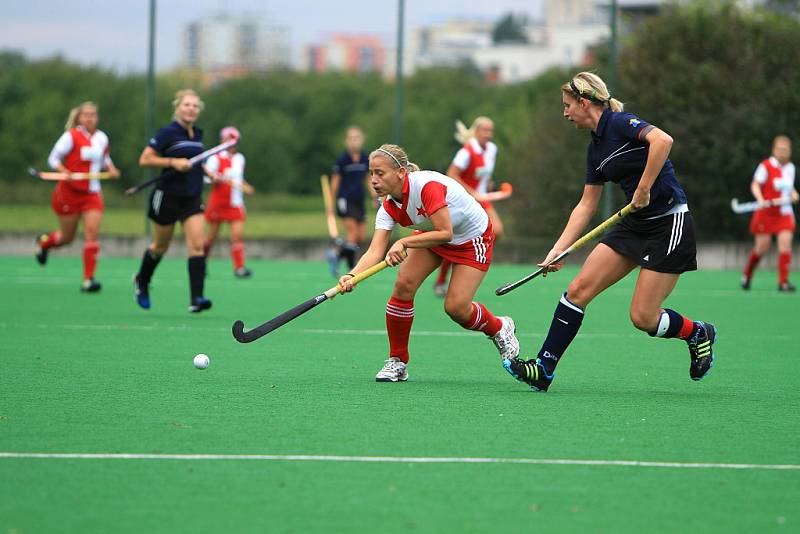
[433,282,447,298]
[491,316,520,361]
[375,357,408,382]
[234,267,253,278]
[189,296,213,313]
[133,275,151,309]
[503,357,553,392]
[35,234,49,265]
[80,279,102,293]
[687,321,716,381]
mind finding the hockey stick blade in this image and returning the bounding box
[232,293,331,343]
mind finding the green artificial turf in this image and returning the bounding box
[1,256,798,533]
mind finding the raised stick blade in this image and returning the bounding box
[27,167,39,178]
[500,182,513,194]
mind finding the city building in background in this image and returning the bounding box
[301,34,385,74]
[183,13,291,84]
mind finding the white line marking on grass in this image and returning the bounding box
[0,452,798,471]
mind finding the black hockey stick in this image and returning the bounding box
[124,138,238,195]
[232,259,394,343]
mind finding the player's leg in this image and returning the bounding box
[36,213,78,265]
[504,243,636,391]
[633,269,717,380]
[230,219,251,277]
[134,222,174,309]
[486,204,504,240]
[376,248,440,382]
[340,216,362,269]
[79,209,103,292]
[742,233,771,289]
[777,229,795,291]
[204,220,220,257]
[445,262,519,361]
[184,213,212,312]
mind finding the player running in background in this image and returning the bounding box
[741,135,798,292]
[133,89,212,313]
[432,116,504,297]
[327,126,376,276]
[504,72,716,392]
[35,102,121,293]
[203,126,255,278]
[338,144,519,382]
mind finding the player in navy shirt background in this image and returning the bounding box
[327,126,377,273]
[504,72,717,392]
[133,89,212,313]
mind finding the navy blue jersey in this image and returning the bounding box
[148,121,205,197]
[586,108,687,218]
[332,151,369,201]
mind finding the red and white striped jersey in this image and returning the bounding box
[48,126,112,193]
[375,170,488,245]
[754,156,796,216]
[206,151,246,208]
[451,138,497,194]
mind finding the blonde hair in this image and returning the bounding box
[454,116,493,144]
[172,89,204,119]
[369,144,409,169]
[407,162,420,172]
[64,102,97,131]
[562,72,624,112]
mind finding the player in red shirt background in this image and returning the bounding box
[35,102,120,292]
[433,116,504,297]
[741,135,799,292]
[203,126,255,278]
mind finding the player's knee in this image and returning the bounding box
[392,277,418,300]
[629,308,657,332]
[565,279,591,308]
[443,299,470,323]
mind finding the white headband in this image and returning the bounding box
[376,148,402,168]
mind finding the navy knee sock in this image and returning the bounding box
[137,249,162,284]
[537,292,585,374]
[188,256,206,301]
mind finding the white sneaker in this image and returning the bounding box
[375,357,408,382]
[491,316,520,361]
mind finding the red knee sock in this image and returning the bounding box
[83,241,100,280]
[386,297,414,363]
[458,302,502,337]
[743,250,761,279]
[779,252,791,284]
[231,242,245,270]
[41,230,63,250]
[435,260,451,284]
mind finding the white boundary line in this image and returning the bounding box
[0,453,798,471]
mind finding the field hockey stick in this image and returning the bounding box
[231,259,396,343]
[730,197,795,214]
[495,203,634,296]
[477,182,513,203]
[320,174,341,242]
[28,168,116,181]
[124,138,239,196]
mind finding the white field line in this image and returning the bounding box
[0,452,798,471]
[0,323,790,341]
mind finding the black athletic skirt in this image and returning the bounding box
[600,209,697,273]
[148,189,204,225]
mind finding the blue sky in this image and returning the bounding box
[1,0,544,72]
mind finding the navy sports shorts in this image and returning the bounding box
[148,189,204,226]
[600,209,697,273]
[336,196,366,223]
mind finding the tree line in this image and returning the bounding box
[1,2,798,239]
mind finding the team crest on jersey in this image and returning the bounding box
[629,118,641,127]
[416,206,427,217]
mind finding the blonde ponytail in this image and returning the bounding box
[454,116,493,144]
[562,72,624,111]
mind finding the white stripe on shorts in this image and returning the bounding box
[667,212,685,255]
[152,189,163,215]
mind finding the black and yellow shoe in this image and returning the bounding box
[503,357,553,392]
[687,321,716,381]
